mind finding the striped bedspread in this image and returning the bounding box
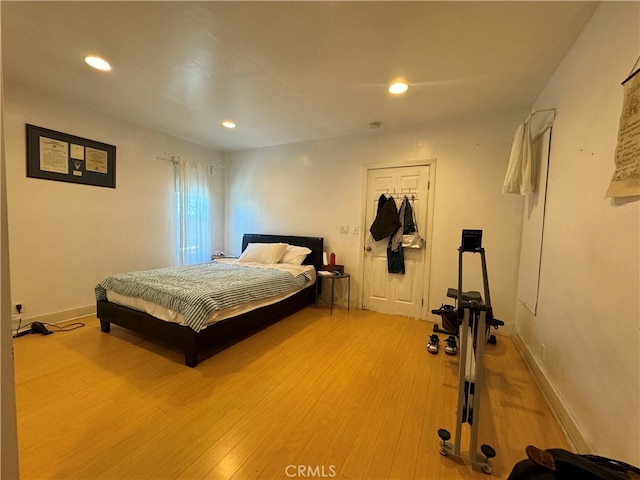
[95,262,312,332]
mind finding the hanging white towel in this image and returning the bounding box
[502,121,533,194]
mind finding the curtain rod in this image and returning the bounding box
[157,154,226,172]
[156,154,180,164]
[526,107,556,124]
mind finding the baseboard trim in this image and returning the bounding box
[24,305,96,326]
[512,330,591,453]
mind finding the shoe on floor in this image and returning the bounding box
[445,335,458,355]
[427,334,440,354]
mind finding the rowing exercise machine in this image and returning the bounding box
[436,229,503,475]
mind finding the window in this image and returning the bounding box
[174,158,212,265]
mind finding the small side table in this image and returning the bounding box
[316,272,351,315]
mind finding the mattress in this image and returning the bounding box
[96,260,316,332]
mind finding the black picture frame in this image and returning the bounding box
[26,124,116,188]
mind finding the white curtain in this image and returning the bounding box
[502,120,533,195]
[175,158,212,265]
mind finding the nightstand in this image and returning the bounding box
[316,270,351,315]
[211,255,238,260]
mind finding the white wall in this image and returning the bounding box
[515,2,639,465]
[4,85,224,323]
[226,114,524,327]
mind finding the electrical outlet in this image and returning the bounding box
[339,224,349,234]
[13,303,23,314]
[352,225,360,235]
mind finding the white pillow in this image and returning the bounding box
[280,245,312,265]
[238,243,288,264]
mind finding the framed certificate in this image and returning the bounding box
[26,124,116,188]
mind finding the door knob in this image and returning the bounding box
[365,246,372,251]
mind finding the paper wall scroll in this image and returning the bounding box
[606,70,640,198]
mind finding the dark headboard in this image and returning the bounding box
[241,234,324,271]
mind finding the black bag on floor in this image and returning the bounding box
[508,446,640,480]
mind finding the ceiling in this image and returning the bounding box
[2,1,599,152]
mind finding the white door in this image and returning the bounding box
[362,165,430,318]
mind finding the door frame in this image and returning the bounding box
[357,159,437,319]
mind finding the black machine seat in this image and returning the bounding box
[446,288,483,304]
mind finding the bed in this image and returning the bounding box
[96,234,324,367]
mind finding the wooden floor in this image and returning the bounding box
[13,307,570,479]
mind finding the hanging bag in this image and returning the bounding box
[402,233,424,249]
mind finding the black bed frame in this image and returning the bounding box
[97,234,324,367]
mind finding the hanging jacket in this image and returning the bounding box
[370,195,400,241]
[391,198,407,252]
[403,197,416,234]
[376,193,386,214]
[392,196,417,252]
[388,196,407,274]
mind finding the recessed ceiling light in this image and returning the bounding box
[388,81,409,95]
[84,55,112,71]
[222,121,236,129]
